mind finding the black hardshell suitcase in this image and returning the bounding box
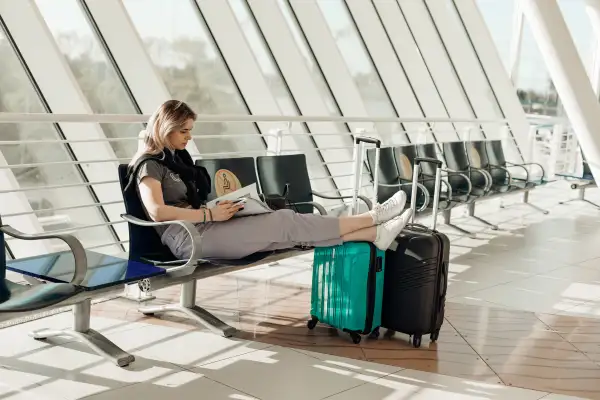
[381,157,450,348]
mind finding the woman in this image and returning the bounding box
[130,100,413,260]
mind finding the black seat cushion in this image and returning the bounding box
[443,141,487,196]
[195,157,258,201]
[0,280,83,313]
[413,144,455,209]
[118,164,176,263]
[256,154,313,214]
[470,140,510,192]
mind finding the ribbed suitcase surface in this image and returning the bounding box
[382,226,449,348]
[309,242,385,343]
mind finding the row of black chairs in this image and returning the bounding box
[365,139,547,237]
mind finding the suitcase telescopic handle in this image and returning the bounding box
[355,137,381,148]
[414,157,442,167]
[411,157,443,228]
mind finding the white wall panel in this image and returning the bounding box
[248,0,369,197]
[0,0,124,251]
[373,0,457,143]
[345,0,425,143]
[450,0,529,161]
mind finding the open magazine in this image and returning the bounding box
[206,183,273,218]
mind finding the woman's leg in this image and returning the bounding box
[337,214,375,236]
[171,190,412,260]
[195,209,343,259]
[340,208,413,250]
[340,226,377,243]
[338,190,408,235]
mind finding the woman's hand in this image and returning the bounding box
[209,200,244,222]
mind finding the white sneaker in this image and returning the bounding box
[374,209,414,251]
[369,191,408,225]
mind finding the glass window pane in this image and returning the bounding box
[228,0,298,118]
[558,0,594,78]
[276,0,343,118]
[476,0,514,74]
[0,28,117,255]
[507,0,591,117]
[122,0,264,155]
[35,0,142,159]
[515,21,563,116]
[316,0,402,141]
[227,0,339,196]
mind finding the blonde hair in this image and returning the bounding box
[130,100,197,166]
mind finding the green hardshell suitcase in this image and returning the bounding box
[307,136,385,344]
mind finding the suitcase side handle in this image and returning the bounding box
[439,261,448,298]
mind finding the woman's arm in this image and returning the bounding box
[138,176,243,223]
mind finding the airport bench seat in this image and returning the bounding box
[118,162,313,343]
[0,219,165,368]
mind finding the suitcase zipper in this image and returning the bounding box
[429,235,445,333]
[364,243,379,334]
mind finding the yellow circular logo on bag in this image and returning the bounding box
[397,154,413,179]
[215,169,241,197]
[470,146,481,168]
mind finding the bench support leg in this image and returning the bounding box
[29,299,135,368]
[523,190,550,214]
[138,280,237,338]
[467,203,498,230]
[559,187,600,209]
[443,209,476,238]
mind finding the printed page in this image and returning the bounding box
[206,183,261,207]
[206,183,272,217]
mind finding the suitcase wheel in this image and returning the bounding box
[368,328,380,340]
[430,329,440,342]
[412,335,422,348]
[307,317,318,330]
[349,332,362,345]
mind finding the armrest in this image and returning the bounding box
[487,164,513,187]
[289,201,328,215]
[419,176,453,202]
[441,169,473,197]
[506,161,544,181]
[311,191,373,210]
[0,225,87,285]
[377,181,430,212]
[468,167,492,192]
[120,214,202,272]
[504,162,530,182]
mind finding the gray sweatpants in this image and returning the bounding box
[161,209,343,260]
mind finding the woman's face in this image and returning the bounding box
[169,119,194,150]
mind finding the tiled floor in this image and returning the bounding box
[2,181,600,399]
